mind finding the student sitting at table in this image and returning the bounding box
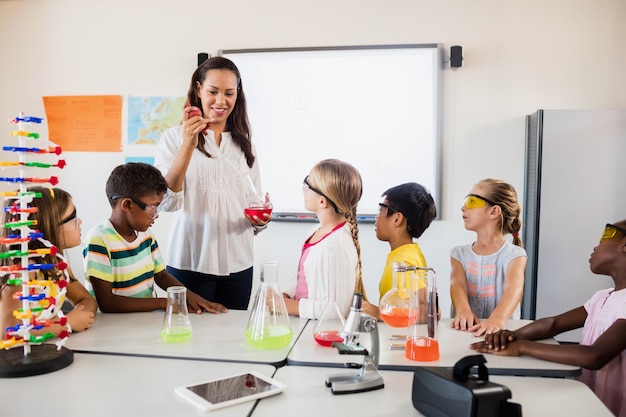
[450,178,527,337]
[0,187,97,335]
[471,220,626,417]
[83,162,227,314]
[361,182,437,321]
[282,159,366,319]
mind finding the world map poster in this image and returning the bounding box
[126,96,185,146]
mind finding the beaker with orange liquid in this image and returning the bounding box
[405,267,439,362]
[379,262,411,327]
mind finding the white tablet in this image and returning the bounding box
[175,370,286,412]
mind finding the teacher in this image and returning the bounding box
[154,56,270,310]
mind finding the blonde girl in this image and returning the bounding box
[283,159,365,319]
[450,178,526,336]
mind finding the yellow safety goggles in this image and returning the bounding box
[601,223,626,240]
[463,194,497,209]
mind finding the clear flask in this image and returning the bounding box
[405,267,439,361]
[379,261,411,327]
[243,174,272,219]
[313,248,346,347]
[245,261,293,349]
[161,286,192,343]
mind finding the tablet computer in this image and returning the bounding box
[175,371,286,412]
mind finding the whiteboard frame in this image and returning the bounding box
[219,44,443,222]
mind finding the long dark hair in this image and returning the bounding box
[186,56,255,167]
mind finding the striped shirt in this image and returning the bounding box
[82,220,165,298]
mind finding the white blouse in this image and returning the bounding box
[284,223,359,320]
[154,125,263,276]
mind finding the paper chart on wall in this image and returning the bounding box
[42,95,122,152]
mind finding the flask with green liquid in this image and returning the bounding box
[161,286,192,343]
[245,261,293,349]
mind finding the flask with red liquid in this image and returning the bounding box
[312,248,346,347]
[243,174,272,220]
[405,267,439,361]
[379,262,411,327]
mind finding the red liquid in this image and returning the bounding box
[245,207,272,218]
[313,330,344,347]
[380,307,410,327]
[405,337,439,361]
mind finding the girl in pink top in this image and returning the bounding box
[282,159,366,319]
[471,220,626,417]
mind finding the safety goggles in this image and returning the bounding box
[378,202,399,216]
[111,195,159,219]
[601,223,626,240]
[61,208,79,230]
[463,194,497,209]
[303,175,339,213]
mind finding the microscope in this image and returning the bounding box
[325,293,385,394]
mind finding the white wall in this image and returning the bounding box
[1,0,625,315]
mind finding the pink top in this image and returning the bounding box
[578,287,626,417]
[294,222,346,301]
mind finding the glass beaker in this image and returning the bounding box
[244,193,273,219]
[245,261,293,349]
[161,286,192,343]
[243,174,273,219]
[313,248,346,347]
[379,261,411,327]
[405,267,439,361]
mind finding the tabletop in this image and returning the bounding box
[288,318,581,377]
[253,365,611,417]
[1,352,277,417]
[65,309,309,367]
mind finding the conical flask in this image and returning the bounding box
[379,261,411,327]
[245,260,293,349]
[161,286,192,343]
[313,248,346,347]
[405,267,439,361]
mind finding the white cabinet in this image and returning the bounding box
[523,110,626,341]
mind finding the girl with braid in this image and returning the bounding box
[282,159,365,319]
[450,178,527,337]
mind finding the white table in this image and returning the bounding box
[1,353,276,417]
[65,310,309,366]
[288,319,581,377]
[254,366,612,417]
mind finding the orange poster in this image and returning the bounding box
[42,95,122,152]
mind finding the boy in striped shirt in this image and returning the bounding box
[83,162,227,314]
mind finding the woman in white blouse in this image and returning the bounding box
[154,57,270,310]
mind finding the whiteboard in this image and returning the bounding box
[220,44,442,220]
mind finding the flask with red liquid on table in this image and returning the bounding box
[312,248,346,347]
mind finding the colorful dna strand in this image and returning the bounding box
[1,114,70,352]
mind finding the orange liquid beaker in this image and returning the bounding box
[379,262,411,328]
[405,337,440,361]
[379,307,410,327]
[405,267,439,362]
